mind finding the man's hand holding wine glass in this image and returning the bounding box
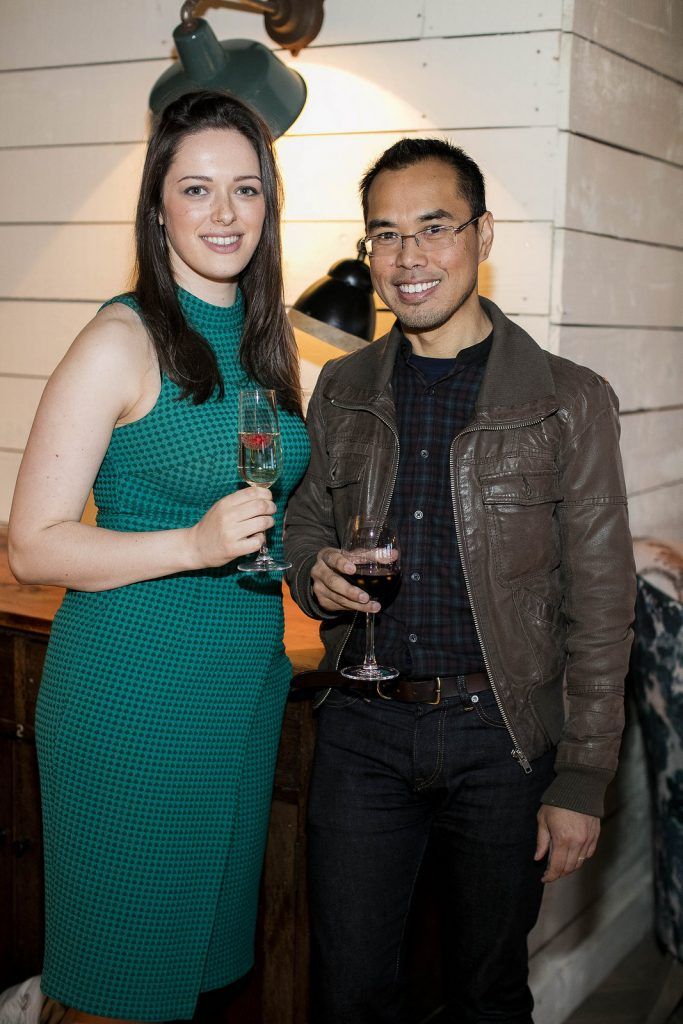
[310,547,382,614]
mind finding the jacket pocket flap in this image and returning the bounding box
[516,586,565,627]
[327,453,366,488]
[481,472,562,506]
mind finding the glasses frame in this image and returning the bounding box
[362,213,484,258]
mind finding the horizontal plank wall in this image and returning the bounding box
[0,0,563,522]
[529,711,653,1022]
[553,1,682,545]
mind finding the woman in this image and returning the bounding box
[8,90,309,1021]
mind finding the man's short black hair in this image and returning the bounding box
[360,137,487,224]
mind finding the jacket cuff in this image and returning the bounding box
[541,766,614,819]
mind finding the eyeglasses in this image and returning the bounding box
[362,214,483,257]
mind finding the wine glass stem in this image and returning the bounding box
[255,539,271,563]
[362,612,379,670]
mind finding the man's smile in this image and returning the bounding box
[395,279,440,300]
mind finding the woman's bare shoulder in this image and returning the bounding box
[85,300,153,357]
[35,301,158,431]
[61,300,156,380]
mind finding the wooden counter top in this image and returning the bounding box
[0,527,323,670]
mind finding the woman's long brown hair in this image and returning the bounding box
[134,90,302,416]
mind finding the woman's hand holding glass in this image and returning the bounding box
[189,486,276,568]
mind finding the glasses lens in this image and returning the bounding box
[416,226,456,251]
[366,234,399,256]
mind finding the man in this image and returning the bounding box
[284,138,635,1024]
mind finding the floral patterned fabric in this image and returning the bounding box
[631,573,683,961]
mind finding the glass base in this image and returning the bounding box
[340,663,399,682]
[237,556,291,573]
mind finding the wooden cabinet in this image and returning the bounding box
[0,624,48,989]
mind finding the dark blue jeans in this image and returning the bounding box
[307,679,556,1024]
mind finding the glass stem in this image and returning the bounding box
[255,540,270,563]
[256,508,271,561]
[362,612,379,670]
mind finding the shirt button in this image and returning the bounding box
[414,510,423,520]
[420,449,429,459]
[471,694,479,704]
[428,387,436,396]
[408,633,418,643]
[410,571,421,582]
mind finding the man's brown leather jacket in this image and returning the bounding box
[284,297,636,817]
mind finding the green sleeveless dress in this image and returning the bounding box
[35,288,310,1020]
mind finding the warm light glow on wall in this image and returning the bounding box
[275,61,437,325]
[284,62,435,136]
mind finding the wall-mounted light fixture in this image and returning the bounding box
[293,241,376,342]
[149,0,324,137]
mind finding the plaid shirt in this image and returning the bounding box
[344,330,491,677]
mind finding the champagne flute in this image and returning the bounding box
[237,387,291,573]
[340,516,402,681]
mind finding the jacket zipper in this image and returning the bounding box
[450,415,548,775]
[329,397,401,672]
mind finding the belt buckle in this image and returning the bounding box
[375,677,442,705]
[428,676,442,706]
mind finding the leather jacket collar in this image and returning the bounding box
[322,295,559,426]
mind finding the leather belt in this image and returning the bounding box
[377,673,490,705]
[290,670,490,706]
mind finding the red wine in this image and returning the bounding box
[344,567,402,606]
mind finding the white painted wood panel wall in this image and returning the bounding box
[3,2,678,536]
[554,2,683,542]
[0,1,679,1020]
[0,0,564,520]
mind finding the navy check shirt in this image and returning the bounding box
[344,330,491,677]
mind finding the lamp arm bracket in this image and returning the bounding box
[265,0,324,53]
[180,1,278,28]
[180,0,202,25]
[179,0,323,53]
[231,0,278,11]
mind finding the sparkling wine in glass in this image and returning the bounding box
[237,388,291,573]
[341,516,401,682]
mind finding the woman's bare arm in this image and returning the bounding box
[8,306,273,591]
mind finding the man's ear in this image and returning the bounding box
[477,211,494,264]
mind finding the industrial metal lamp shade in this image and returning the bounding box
[293,258,377,342]
[149,18,307,138]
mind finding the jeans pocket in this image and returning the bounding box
[321,688,363,709]
[472,690,507,729]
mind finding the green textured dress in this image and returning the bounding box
[35,288,310,1020]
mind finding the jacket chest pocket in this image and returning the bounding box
[480,471,562,584]
[327,451,367,538]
